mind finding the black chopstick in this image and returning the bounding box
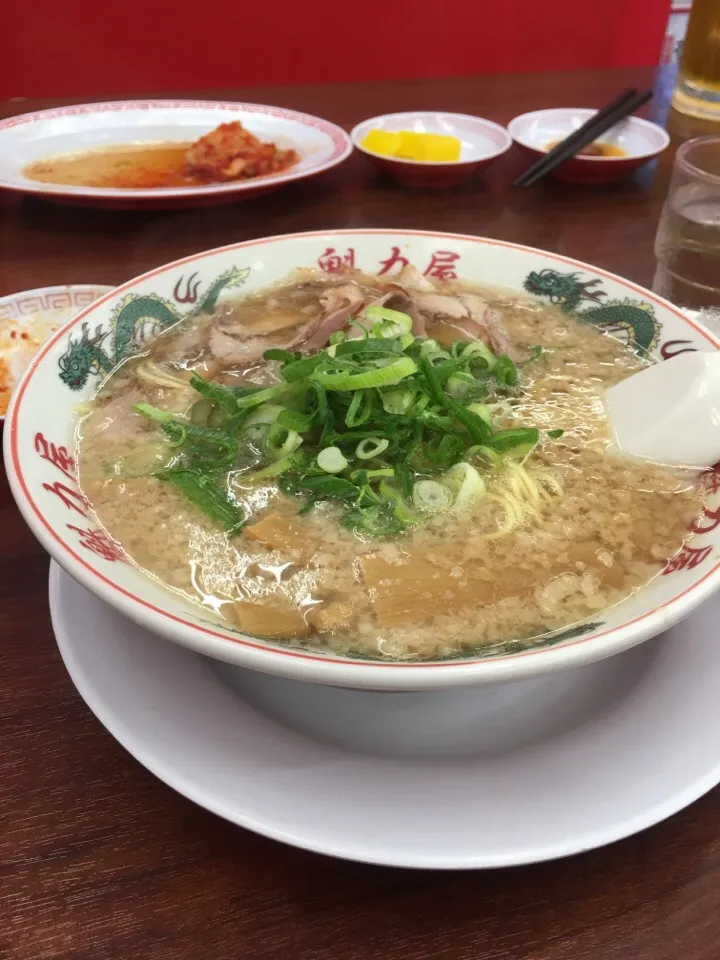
[514,88,637,186]
[514,88,652,188]
[513,87,639,187]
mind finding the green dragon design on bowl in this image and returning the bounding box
[522,268,661,355]
[58,266,250,390]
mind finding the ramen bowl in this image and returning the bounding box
[351,112,512,187]
[508,109,669,183]
[5,230,720,690]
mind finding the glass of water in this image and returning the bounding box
[654,135,720,310]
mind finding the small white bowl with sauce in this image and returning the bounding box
[508,108,670,183]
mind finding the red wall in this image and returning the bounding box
[4,0,670,99]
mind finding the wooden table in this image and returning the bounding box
[2,69,720,960]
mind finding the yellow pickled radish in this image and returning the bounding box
[360,130,403,156]
[361,129,462,162]
[414,133,462,162]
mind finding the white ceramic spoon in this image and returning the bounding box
[604,351,720,468]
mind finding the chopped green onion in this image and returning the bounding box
[419,339,451,364]
[189,374,242,414]
[296,474,359,500]
[350,468,394,483]
[381,388,414,415]
[267,423,304,458]
[466,402,493,425]
[158,469,244,533]
[446,372,478,399]
[190,399,215,426]
[280,354,326,383]
[239,456,300,482]
[346,317,369,338]
[520,345,544,366]
[342,502,406,537]
[333,339,404,359]
[277,408,314,432]
[486,400,513,418]
[425,433,465,469]
[379,480,418,524]
[408,392,430,416]
[356,437,390,460]
[345,390,374,427]
[461,341,496,369]
[412,480,453,512]
[442,462,486,508]
[466,444,502,469]
[490,427,539,458]
[143,314,552,539]
[366,305,413,338]
[235,382,299,409]
[312,356,417,391]
[492,355,519,387]
[547,428,564,439]
[317,446,349,473]
[133,402,173,423]
[263,348,299,364]
[243,403,284,429]
[418,356,491,445]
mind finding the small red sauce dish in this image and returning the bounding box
[508,108,670,184]
[351,111,512,188]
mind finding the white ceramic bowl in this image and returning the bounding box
[508,108,670,183]
[351,112,512,187]
[5,230,720,690]
[0,101,352,209]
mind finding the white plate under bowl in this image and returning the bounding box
[0,100,352,208]
[50,562,720,869]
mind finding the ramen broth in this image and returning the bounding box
[75,271,702,660]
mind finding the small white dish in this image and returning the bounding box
[351,112,512,187]
[50,561,720,869]
[0,100,352,209]
[508,108,669,183]
[0,284,112,418]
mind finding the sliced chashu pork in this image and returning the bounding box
[288,284,365,352]
[207,273,517,367]
[414,291,515,358]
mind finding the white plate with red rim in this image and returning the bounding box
[5,229,720,692]
[0,100,352,209]
[50,561,720,869]
[0,284,113,419]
